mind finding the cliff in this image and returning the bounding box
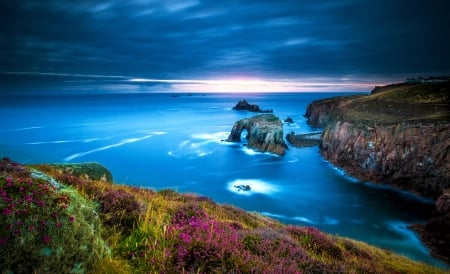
[305,82,450,263]
[305,82,450,198]
[0,157,446,273]
[226,114,287,155]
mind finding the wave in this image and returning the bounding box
[64,134,155,161]
[292,216,317,224]
[0,126,42,133]
[227,179,280,196]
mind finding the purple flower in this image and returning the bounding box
[0,237,8,246]
[42,235,51,244]
[2,207,13,216]
[25,195,33,203]
[69,215,75,222]
[55,222,62,228]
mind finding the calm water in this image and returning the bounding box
[0,92,445,267]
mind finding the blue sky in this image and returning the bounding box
[1,0,449,93]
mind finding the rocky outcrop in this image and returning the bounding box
[233,99,273,113]
[305,82,450,198]
[226,114,286,155]
[320,121,449,198]
[33,162,113,182]
[305,81,450,262]
[412,189,450,264]
[286,131,322,148]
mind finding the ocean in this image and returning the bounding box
[0,92,444,266]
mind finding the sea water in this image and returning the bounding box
[0,92,445,267]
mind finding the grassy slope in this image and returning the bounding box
[1,158,447,273]
[316,82,449,127]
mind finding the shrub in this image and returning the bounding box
[0,158,109,273]
[97,189,142,233]
[287,226,343,260]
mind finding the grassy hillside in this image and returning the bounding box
[0,158,446,273]
[312,82,449,127]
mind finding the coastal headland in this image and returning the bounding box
[304,81,450,263]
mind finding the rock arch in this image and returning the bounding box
[226,114,286,155]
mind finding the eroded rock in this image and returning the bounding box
[226,114,286,155]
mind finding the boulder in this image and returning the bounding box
[226,114,286,155]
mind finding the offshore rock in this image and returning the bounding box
[226,114,286,155]
[232,99,273,113]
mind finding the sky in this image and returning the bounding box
[1,0,449,93]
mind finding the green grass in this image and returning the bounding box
[1,158,447,273]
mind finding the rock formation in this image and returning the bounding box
[411,189,450,264]
[305,82,450,199]
[304,81,450,262]
[226,114,286,155]
[232,99,273,113]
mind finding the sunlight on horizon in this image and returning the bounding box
[128,77,378,93]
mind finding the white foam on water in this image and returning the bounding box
[64,134,153,161]
[292,216,317,224]
[0,126,42,133]
[227,179,280,196]
[261,212,287,219]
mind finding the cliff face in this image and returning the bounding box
[305,82,450,198]
[227,114,286,155]
[305,81,450,263]
[320,121,449,198]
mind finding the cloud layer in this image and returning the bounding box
[1,0,449,92]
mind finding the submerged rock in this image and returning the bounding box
[284,117,294,123]
[226,114,286,155]
[232,99,273,113]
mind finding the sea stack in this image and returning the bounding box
[226,114,286,155]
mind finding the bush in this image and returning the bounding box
[97,189,142,233]
[0,158,109,273]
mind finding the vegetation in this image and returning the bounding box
[313,82,449,128]
[1,157,447,273]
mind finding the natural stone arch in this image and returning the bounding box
[226,114,287,155]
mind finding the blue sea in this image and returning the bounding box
[0,92,445,267]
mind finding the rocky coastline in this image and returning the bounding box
[304,81,450,263]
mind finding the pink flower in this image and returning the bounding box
[2,207,13,216]
[42,235,51,244]
[69,215,75,222]
[25,195,33,203]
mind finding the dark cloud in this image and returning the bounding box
[1,0,449,91]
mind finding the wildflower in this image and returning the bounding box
[69,215,76,222]
[2,207,13,216]
[28,225,35,232]
[25,195,33,203]
[6,177,12,184]
[55,222,62,228]
[0,237,7,246]
[42,235,51,244]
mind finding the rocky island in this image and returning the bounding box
[305,81,450,263]
[226,114,287,155]
[232,99,273,113]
